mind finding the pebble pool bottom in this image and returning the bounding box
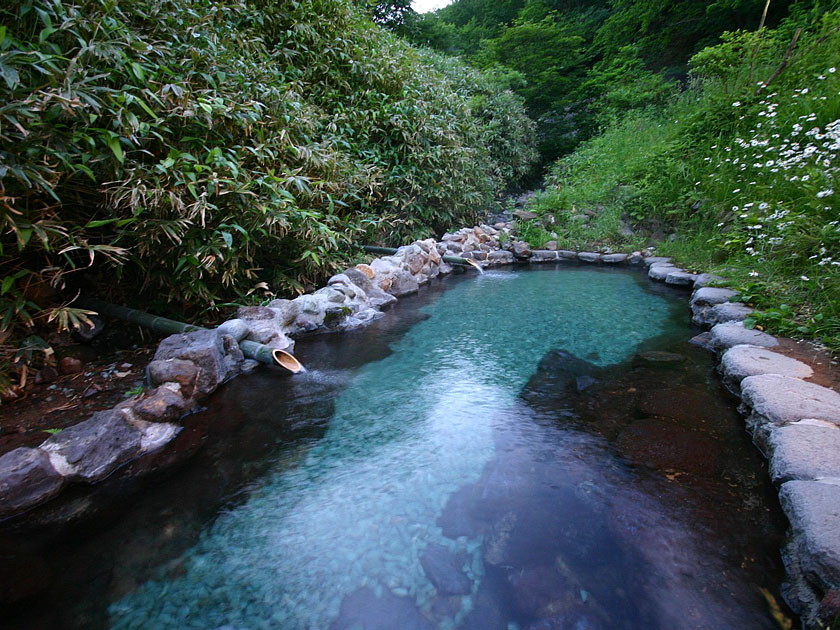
[106,267,783,630]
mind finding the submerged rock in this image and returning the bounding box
[330,586,433,630]
[420,543,472,595]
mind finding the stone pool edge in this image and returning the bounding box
[1,223,838,627]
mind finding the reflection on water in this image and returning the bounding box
[1,267,787,629]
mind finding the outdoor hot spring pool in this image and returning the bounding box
[2,266,789,629]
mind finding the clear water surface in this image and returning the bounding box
[1,266,788,630]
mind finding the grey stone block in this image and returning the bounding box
[0,448,64,516]
[721,345,813,390]
[602,253,628,264]
[779,480,840,590]
[708,322,778,353]
[768,420,840,483]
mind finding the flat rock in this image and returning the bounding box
[628,252,644,264]
[768,420,840,483]
[487,250,515,264]
[708,322,778,353]
[694,273,725,288]
[691,287,737,307]
[721,345,813,390]
[530,250,558,262]
[557,250,578,259]
[420,543,472,595]
[648,264,678,281]
[0,448,64,516]
[708,302,754,324]
[577,252,601,263]
[643,256,672,267]
[665,270,699,286]
[741,374,840,441]
[41,409,144,483]
[779,480,840,589]
[602,253,628,264]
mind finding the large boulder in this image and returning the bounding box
[153,329,243,395]
[41,409,144,483]
[0,448,64,516]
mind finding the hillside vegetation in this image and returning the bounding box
[410,0,838,349]
[0,0,536,393]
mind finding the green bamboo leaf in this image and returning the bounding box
[107,136,124,163]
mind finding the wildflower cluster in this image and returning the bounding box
[703,69,839,284]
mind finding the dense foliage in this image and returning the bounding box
[0,0,536,393]
[406,0,819,165]
[526,7,840,348]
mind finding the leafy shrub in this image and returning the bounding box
[0,0,536,395]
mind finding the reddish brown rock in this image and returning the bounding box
[59,356,83,374]
[147,358,199,399]
[133,386,190,423]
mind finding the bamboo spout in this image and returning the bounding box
[77,297,303,372]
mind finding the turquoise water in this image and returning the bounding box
[110,268,677,629]
[1,267,786,629]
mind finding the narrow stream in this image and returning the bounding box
[2,266,788,629]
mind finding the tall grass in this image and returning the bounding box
[534,9,840,348]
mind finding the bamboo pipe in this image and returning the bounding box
[76,297,303,372]
[359,245,474,267]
